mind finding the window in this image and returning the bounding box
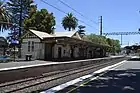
[32,41,34,51]
[28,41,30,52]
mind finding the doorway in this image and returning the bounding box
[44,43,52,60]
[71,48,74,58]
[58,47,62,58]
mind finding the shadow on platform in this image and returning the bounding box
[57,69,140,93]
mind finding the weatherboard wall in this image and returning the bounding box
[21,38,44,59]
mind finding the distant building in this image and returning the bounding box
[21,29,108,61]
[0,37,8,56]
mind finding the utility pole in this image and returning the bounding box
[121,34,122,45]
[99,16,103,36]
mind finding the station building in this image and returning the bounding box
[21,29,108,61]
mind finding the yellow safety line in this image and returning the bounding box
[66,59,126,93]
[66,76,98,93]
[66,72,108,93]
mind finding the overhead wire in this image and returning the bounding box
[40,0,98,31]
[58,0,98,25]
[58,0,109,32]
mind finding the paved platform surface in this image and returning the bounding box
[113,61,140,70]
[0,56,124,71]
[0,60,53,70]
[45,57,140,93]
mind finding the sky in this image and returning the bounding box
[1,0,140,46]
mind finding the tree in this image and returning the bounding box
[24,9,56,34]
[28,4,37,17]
[62,13,78,31]
[106,38,121,53]
[106,38,112,46]
[7,0,35,23]
[7,0,36,42]
[7,4,37,43]
[7,0,35,57]
[106,38,114,52]
[0,1,11,32]
[86,34,108,45]
[78,25,86,37]
[113,40,120,53]
[86,34,99,43]
[86,34,121,53]
[7,0,35,32]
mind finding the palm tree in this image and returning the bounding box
[62,13,78,31]
[106,38,113,46]
[78,25,86,37]
[0,1,11,32]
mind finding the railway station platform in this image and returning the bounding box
[43,56,139,93]
[0,55,128,93]
[0,56,124,71]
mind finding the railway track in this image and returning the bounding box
[0,57,128,93]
